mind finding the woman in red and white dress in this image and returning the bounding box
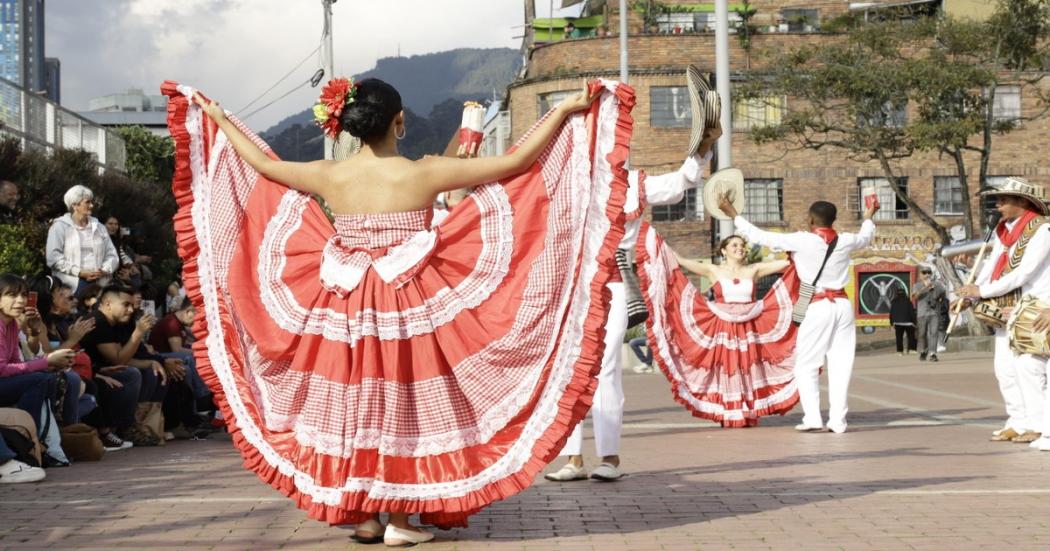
[637,230,801,427]
[165,77,634,545]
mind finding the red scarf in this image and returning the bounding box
[813,227,838,245]
[992,209,1039,281]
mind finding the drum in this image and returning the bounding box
[974,291,1019,328]
[1008,295,1050,356]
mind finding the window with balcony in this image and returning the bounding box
[650,86,692,128]
[859,177,909,221]
[732,95,785,131]
[742,179,784,223]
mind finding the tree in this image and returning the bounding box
[114,125,174,185]
[741,0,1050,245]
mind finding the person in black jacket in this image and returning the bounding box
[889,287,917,355]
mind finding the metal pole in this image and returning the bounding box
[714,0,733,236]
[322,0,335,160]
[619,0,628,83]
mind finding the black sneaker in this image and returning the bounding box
[930,354,939,362]
[100,432,133,451]
[919,353,927,361]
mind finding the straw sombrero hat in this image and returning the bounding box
[978,176,1048,216]
[703,168,745,221]
[686,65,721,157]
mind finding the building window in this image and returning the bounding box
[650,86,691,128]
[781,8,819,32]
[651,188,698,222]
[859,100,907,128]
[991,85,1021,123]
[859,177,909,221]
[537,91,574,118]
[742,179,784,223]
[934,176,965,215]
[655,12,697,33]
[732,96,784,131]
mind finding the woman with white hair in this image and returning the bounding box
[45,185,119,294]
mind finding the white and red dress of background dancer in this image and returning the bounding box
[162,80,635,528]
[636,225,800,427]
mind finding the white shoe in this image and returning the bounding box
[544,463,587,481]
[0,459,45,483]
[794,424,826,433]
[353,518,384,544]
[589,462,623,481]
[826,423,848,434]
[384,524,434,547]
[631,364,653,374]
[1032,437,1050,451]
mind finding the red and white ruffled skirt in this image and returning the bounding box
[163,80,634,527]
[636,222,800,427]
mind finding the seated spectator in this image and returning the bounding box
[46,186,119,297]
[149,297,212,438]
[79,285,175,447]
[104,215,153,286]
[0,274,75,449]
[0,179,20,225]
[166,279,186,314]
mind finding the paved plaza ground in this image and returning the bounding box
[2,349,1048,550]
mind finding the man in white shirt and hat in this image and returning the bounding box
[956,177,1050,444]
[718,196,878,433]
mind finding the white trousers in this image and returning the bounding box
[561,282,626,457]
[993,329,1035,432]
[794,298,856,430]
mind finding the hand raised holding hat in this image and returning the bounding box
[717,190,738,219]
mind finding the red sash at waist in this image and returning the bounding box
[812,289,848,302]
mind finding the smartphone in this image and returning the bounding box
[141,299,156,315]
[26,291,37,308]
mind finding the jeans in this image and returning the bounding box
[0,372,55,430]
[137,365,168,403]
[628,336,652,366]
[0,432,15,463]
[918,315,943,355]
[893,324,917,353]
[94,368,141,430]
[59,369,81,425]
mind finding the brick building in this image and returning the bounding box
[504,0,1050,326]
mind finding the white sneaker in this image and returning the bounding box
[589,462,624,481]
[794,424,826,433]
[544,463,587,481]
[1033,437,1050,451]
[0,459,45,483]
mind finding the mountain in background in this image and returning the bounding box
[262,48,520,161]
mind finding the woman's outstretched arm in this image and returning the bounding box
[673,250,714,278]
[412,85,601,194]
[752,259,790,278]
[195,93,332,195]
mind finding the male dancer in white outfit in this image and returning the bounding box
[545,126,720,482]
[721,198,877,434]
[956,178,1050,443]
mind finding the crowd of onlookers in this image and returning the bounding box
[0,179,214,484]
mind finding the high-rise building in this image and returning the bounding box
[0,0,45,91]
[43,56,58,102]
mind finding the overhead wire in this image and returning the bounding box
[236,44,322,115]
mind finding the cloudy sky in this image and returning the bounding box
[46,0,581,130]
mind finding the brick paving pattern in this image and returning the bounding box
[2,350,1047,550]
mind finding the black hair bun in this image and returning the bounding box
[339,78,403,143]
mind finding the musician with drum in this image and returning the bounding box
[956,177,1050,444]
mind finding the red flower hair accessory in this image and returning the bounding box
[312,77,359,138]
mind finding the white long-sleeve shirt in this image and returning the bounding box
[977,218,1050,300]
[620,151,711,249]
[734,216,876,291]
